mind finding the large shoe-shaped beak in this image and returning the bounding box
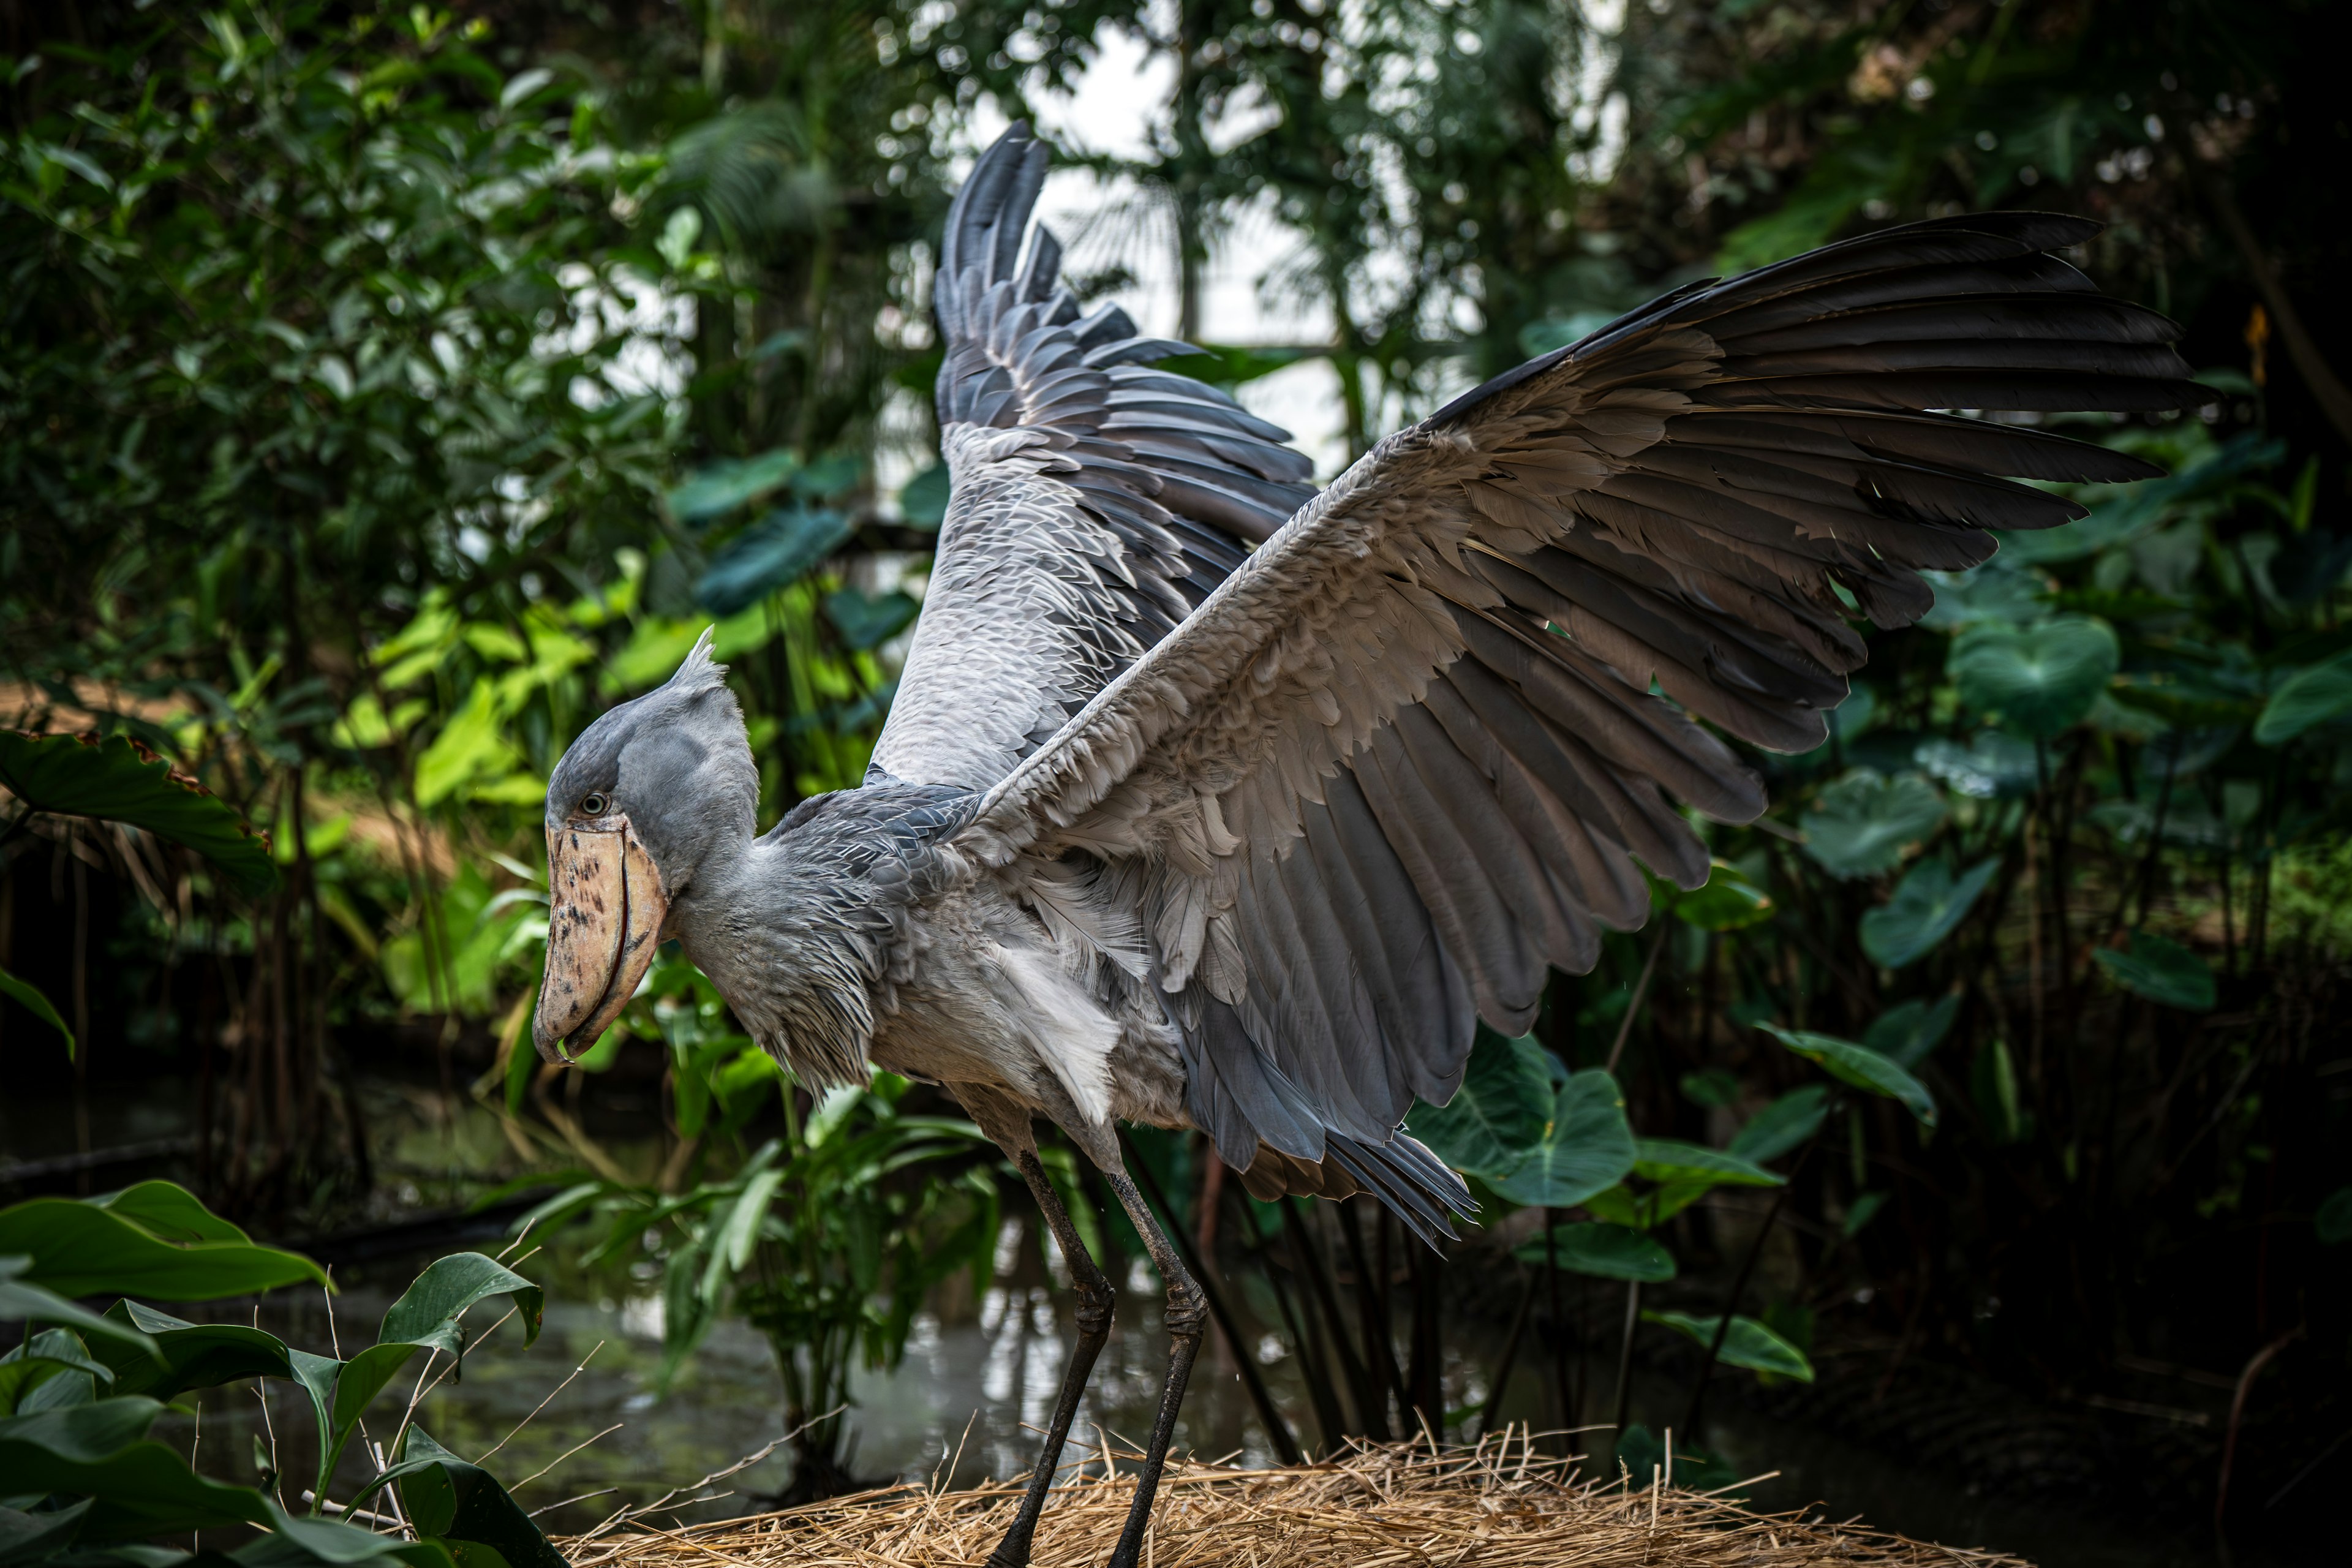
[533,819,669,1064]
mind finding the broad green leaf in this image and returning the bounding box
[1762,1024,1937,1126]
[1643,1310,1815,1382]
[1842,1191,1890,1237]
[1800,771,1947,879]
[1488,1070,1637,1208]
[2316,1188,2352,1246]
[0,963,72,1057]
[1728,1086,1830,1165]
[1514,1223,1675,1282]
[295,1254,543,1499]
[0,1396,274,1539]
[897,462,949,530]
[1863,995,1960,1068]
[93,1182,251,1246]
[1950,616,2119,737]
[388,1427,567,1568]
[0,1192,325,1300]
[1,1325,119,1416]
[1914,731,2040,799]
[1920,562,2049,630]
[824,588,918,652]
[413,684,522,809]
[1407,1030,1551,1177]
[92,1301,293,1401]
[0,1499,91,1562]
[0,1259,159,1361]
[0,732,276,897]
[1665,861,1774,932]
[1858,858,1999,968]
[2094,930,2216,1011]
[694,506,854,614]
[2255,650,2352,744]
[664,448,799,524]
[701,1167,783,1305]
[1631,1139,1784,1189]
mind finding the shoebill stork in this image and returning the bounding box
[533,124,2193,1567]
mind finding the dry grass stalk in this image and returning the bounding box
[560,1433,2027,1568]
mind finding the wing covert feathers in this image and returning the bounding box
[943,170,2190,1237]
[872,123,1316,795]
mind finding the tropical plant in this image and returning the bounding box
[0,1181,556,1568]
[493,954,1000,1499]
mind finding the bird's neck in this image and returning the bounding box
[667,819,882,1090]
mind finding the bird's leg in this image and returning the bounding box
[1098,1166,1208,1568]
[986,1148,1117,1568]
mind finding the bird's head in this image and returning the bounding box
[533,628,756,1063]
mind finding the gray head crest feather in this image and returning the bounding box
[666,627,726,696]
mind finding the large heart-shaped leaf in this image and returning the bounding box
[1950,616,2119,737]
[663,448,800,525]
[1645,1310,1815,1381]
[1914,731,2040,799]
[1727,1085,1830,1165]
[0,732,276,897]
[1760,1024,1937,1126]
[0,1187,325,1300]
[1406,1030,1551,1177]
[1858,857,1999,968]
[695,506,855,614]
[2255,650,2352,744]
[1800,771,1947,879]
[1488,1070,1636,1208]
[1863,993,1960,1068]
[2094,930,2216,1011]
[1513,1222,1675,1283]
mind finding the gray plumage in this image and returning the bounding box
[539,124,2192,1541]
[557,125,2198,1232]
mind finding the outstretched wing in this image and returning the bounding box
[957,211,2196,1235]
[869,124,1317,792]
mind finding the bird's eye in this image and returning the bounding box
[579,793,610,816]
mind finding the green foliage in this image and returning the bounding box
[2095,930,2218,1012]
[1950,617,2122,738]
[1858,858,1999,968]
[1515,1223,1675,1283]
[1406,1031,1553,1177]
[0,1187,325,1300]
[518,1029,998,1485]
[0,733,277,895]
[1800,771,1947,879]
[1760,1025,1937,1127]
[1,1183,553,1568]
[2255,651,2352,745]
[0,966,72,1056]
[1728,1087,1831,1166]
[1643,1310,1815,1383]
[1487,1070,1640,1208]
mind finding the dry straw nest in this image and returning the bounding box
[560,1433,2025,1568]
